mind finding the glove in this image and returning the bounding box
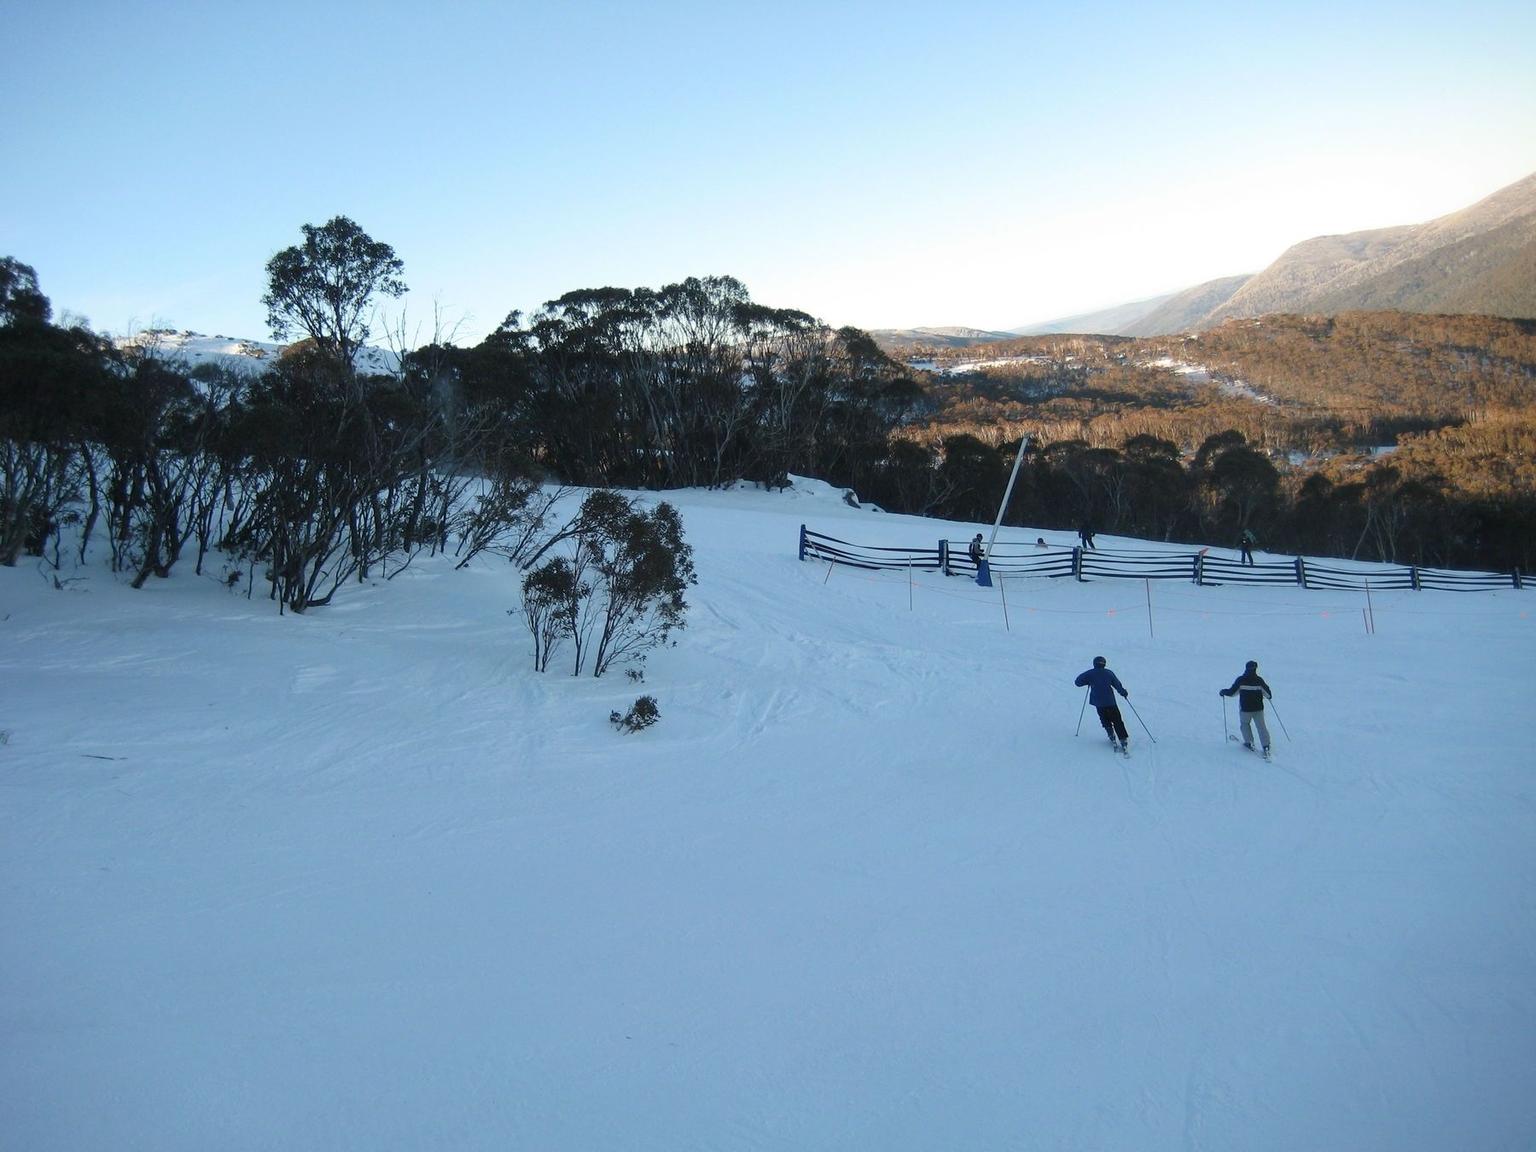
[1219,689,1232,697]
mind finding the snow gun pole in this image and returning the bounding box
[985,436,1031,559]
[1075,687,1089,736]
[1123,696,1157,743]
[1269,699,1292,742]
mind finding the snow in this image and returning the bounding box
[1146,356,1277,406]
[2,477,1533,1150]
[933,355,1049,376]
[117,329,400,376]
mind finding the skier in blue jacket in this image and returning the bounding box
[1075,655,1130,751]
[1220,660,1273,755]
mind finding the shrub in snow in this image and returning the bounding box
[518,556,584,673]
[577,492,696,677]
[455,475,553,569]
[557,491,699,677]
[514,490,696,677]
[609,695,659,733]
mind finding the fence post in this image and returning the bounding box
[1194,551,1204,586]
[1073,546,1083,582]
[798,524,807,562]
[1410,566,1421,591]
[939,539,950,576]
[1295,557,1306,588]
[1515,568,1523,590]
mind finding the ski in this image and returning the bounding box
[1230,738,1272,762]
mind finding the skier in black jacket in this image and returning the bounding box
[1220,660,1273,755]
[1075,656,1130,752]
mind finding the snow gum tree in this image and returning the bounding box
[262,217,406,371]
[520,555,584,673]
[572,491,696,677]
[0,257,51,327]
[0,261,109,565]
[517,490,697,677]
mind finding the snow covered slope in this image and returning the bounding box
[2,480,1532,1150]
[118,328,400,376]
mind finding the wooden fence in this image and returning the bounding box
[797,527,1526,592]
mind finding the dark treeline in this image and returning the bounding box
[426,274,926,492]
[2,236,567,612]
[5,226,1535,586]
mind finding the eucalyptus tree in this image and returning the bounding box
[0,257,51,327]
[0,263,107,565]
[262,216,406,371]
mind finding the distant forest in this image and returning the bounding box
[895,313,1536,570]
[4,223,1535,586]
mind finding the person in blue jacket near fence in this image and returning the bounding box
[1075,655,1130,751]
[1220,660,1273,754]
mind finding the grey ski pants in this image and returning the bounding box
[1240,709,1271,749]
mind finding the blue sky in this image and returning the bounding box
[4,0,1534,344]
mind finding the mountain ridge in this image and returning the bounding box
[920,169,1536,341]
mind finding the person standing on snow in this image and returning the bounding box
[1220,659,1273,755]
[1078,520,1096,550]
[968,533,985,567]
[1075,655,1130,752]
[1239,528,1257,566]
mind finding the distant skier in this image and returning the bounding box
[1239,528,1257,566]
[968,533,985,567]
[1220,659,1273,756]
[1078,520,1096,550]
[1075,655,1130,753]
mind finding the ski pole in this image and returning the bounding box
[1123,695,1157,743]
[1222,695,1230,742]
[1074,687,1089,736]
[1268,699,1292,742]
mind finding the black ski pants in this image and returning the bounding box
[1096,704,1128,742]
